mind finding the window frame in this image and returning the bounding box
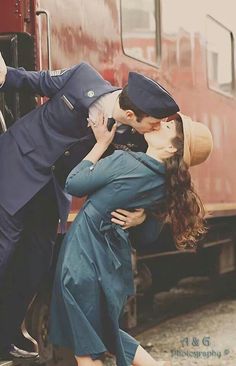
[205,15,235,98]
[120,0,161,67]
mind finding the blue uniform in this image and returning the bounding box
[49,150,166,366]
[0,63,160,350]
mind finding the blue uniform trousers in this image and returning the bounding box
[0,181,59,349]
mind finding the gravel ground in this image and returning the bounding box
[1,278,236,366]
[104,275,236,365]
[134,299,236,366]
[5,277,231,366]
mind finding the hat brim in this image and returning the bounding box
[177,112,213,168]
[177,113,192,167]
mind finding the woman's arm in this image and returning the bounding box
[65,150,122,197]
[65,114,118,197]
[66,114,158,236]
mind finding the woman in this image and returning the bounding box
[49,113,213,366]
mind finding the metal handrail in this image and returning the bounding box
[0,109,7,132]
[36,9,52,70]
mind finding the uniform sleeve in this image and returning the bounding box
[0,64,79,97]
[129,213,164,246]
[65,151,124,197]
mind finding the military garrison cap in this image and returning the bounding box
[127,72,179,119]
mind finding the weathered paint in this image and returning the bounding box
[0,0,236,217]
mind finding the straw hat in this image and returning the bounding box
[177,113,213,167]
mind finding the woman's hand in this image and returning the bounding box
[111,208,147,230]
[83,114,117,164]
[0,53,7,85]
[87,113,117,148]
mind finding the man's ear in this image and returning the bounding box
[125,109,135,120]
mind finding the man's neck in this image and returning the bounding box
[112,94,129,126]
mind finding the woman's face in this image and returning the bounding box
[144,120,177,149]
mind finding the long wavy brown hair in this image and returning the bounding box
[157,115,206,250]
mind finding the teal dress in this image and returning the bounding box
[49,150,166,366]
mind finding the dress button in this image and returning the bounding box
[64,150,70,156]
[51,165,56,171]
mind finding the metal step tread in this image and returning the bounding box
[0,362,13,366]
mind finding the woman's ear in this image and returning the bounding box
[166,145,177,154]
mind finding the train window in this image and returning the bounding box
[206,16,234,96]
[121,0,161,65]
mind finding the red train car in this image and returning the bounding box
[0,0,236,362]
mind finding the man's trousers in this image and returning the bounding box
[0,181,59,349]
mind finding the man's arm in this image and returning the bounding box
[129,213,164,246]
[111,209,163,246]
[0,52,79,97]
[111,208,146,230]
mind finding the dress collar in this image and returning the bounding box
[130,151,166,175]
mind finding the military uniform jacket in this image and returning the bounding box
[0,62,123,218]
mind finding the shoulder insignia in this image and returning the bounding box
[49,69,68,77]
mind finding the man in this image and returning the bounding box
[0,54,179,360]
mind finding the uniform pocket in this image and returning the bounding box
[10,127,36,155]
[60,95,76,112]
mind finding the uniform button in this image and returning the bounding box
[131,128,136,134]
[87,90,95,97]
[51,165,56,171]
[64,150,70,156]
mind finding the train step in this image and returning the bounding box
[0,362,13,366]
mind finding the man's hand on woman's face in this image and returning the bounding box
[0,53,7,85]
[111,208,146,230]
